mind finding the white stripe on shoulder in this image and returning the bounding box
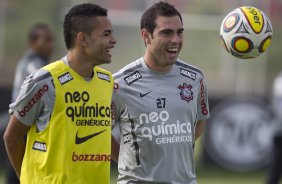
[175,59,203,76]
[113,58,143,79]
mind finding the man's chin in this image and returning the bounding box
[96,59,111,65]
[166,58,177,65]
[164,55,178,63]
[104,60,112,64]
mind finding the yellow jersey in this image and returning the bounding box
[20,60,113,184]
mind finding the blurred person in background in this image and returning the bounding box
[111,1,210,183]
[5,23,54,184]
[266,73,282,184]
[12,23,54,101]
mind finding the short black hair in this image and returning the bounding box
[28,23,49,43]
[141,1,183,35]
[63,3,108,50]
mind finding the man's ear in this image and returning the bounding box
[141,28,152,46]
[76,32,88,47]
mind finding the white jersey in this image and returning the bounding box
[112,58,210,184]
[12,49,49,102]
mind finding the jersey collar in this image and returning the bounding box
[139,57,177,77]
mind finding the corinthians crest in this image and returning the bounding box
[178,83,193,103]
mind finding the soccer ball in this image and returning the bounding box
[220,6,273,59]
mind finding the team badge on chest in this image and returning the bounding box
[178,83,193,103]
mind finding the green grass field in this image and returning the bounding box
[1,165,280,184]
[195,165,267,184]
[0,169,4,184]
[110,164,273,184]
[110,164,271,184]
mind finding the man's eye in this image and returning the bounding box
[103,31,111,36]
[178,31,183,35]
[163,31,172,35]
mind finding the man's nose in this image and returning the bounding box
[171,33,181,44]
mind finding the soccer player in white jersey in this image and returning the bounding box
[111,2,210,184]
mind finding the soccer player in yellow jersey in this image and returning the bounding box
[3,3,116,184]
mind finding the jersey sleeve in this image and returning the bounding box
[9,69,51,127]
[197,76,210,121]
[12,58,47,102]
[111,79,127,127]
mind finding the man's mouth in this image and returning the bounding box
[167,48,178,56]
[106,48,113,55]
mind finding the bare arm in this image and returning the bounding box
[195,120,206,141]
[3,115,30,179]
[111,135,120,162]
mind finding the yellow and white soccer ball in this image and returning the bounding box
[220,6,273,59]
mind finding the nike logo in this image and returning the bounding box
[139,91,152,97]
[75,130,106,144]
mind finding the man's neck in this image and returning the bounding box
[143,52,173,73]
[67,49,96,78]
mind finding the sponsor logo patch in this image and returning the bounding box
[123,133,132,144]
[72,152,111,162]
[32,141,47,152]
[75,130,106,144]
[200,78,209,115]
[139,110,193,144]
[97,72,111,82]
[178,83,193,103]
[18,84,49,117]
[140,91,152,97]
[124,71,142,85]
[180,68,196,80]
[64,91,111,125]
[58,72,73,85]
